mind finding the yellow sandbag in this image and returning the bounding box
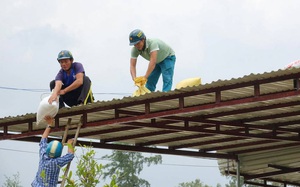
[133,86,151,97]
[176,77,201,89]
[133,88,141,96]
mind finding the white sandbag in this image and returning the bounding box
[176,77,201,89]
[36,95,59,126]
[284,60,300,69]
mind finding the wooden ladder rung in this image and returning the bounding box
[59,116,83,187]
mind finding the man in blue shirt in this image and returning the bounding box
[32,116,74,187]
[48,50,94,108]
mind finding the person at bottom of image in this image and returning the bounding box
[31,116,74,187]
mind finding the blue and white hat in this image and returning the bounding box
[46,140,63,158]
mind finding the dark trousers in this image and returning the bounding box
[50,76,94,108]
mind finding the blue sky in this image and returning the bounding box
[1,0,300,186]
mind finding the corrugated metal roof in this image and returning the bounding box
[1,68,300,186]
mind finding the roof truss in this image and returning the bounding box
[1,68,300,186]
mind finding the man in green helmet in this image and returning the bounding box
[48,50,94,108]
[129,29,176,92]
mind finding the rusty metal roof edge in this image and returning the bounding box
[1,67,299,121]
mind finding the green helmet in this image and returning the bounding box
[57,50,73,61]
[129,29,146,45]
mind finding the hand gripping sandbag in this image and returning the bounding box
[134,76,147,86]
[132,76,151,97]
[36,95,59,126]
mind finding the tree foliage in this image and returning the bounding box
[63,145,118,187]
[225,176,266,187]
[101,150,162,187]
[177,179,212,187]
[2,172,22,187]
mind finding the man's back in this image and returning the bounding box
[32,138,74,187]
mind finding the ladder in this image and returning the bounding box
[59,117,82,187]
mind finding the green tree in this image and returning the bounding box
[2,172,22,187]
[63,145,118,187]
[225,176,269,187]
[177,179,212,187]
[101,150,162,187]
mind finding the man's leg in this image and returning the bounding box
[63,90,81,107]
[146,65,161,92]
[160,56,176,92]
[77,76,94,105]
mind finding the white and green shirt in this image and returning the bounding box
[131,38,175,63]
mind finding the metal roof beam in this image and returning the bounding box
[245,165,300,180]
[227,171,300,186]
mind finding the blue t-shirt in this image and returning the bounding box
[31,138,74,187]
[55,62,85,87]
